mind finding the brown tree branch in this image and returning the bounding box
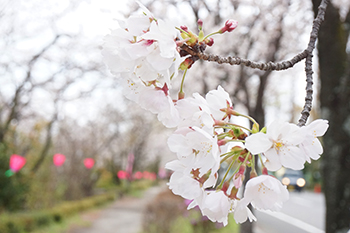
[180,0,330,126]
[181,43,308,71]
[297,0,329,126]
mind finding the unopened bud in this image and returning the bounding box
[178,91,185,100]
[180,25,189,32]
[250,170,258,178]
[238,165,246,175]
[262,167,268,175]
[205,37,214,46]
[219,19,238,33]
[217,139,227,147]
[179,57,194,70]
[197,19,203,30]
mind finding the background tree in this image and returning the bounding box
[312,0,350,232]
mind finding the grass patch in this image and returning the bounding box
[30,214,88,233]
[169,212,239,233]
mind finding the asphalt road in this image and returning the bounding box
[254,191,325,233]
[66,183,168,233]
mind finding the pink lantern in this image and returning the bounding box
[53,154,66,167]
[149,172,157,181]
[143,171,150,179]
[133,171,143,180]
[117,170,128,180]
[9,154,26,172]
[84,158,95,169]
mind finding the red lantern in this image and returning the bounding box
[53,154,66,167]
[84,158,95,169]
[9,154,26,172]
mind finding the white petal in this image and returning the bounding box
[267,120,288,141]
[165,160,183,171]
[245,133,273,155]
[280,146,305,170]
[283,124,305,145]
[264,149,282,171]
[306,119,329,136]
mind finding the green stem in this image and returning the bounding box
[176,27,191,37]
[169,72,175,81]
[224,139,246,144]
[217,123,252,133]
[235,112,259,128]
[217,159,235,189]
[243,151,251,164]
[251,154,256,173]
[179,68,187,94]
[201,31,221,42]
[227,164,242,182]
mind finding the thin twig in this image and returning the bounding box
[297,0,329,126]
[180,44,308,71]
[180,0,330,126]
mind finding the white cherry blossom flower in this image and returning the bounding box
[165,159,205,200]
[233,199,257,224]
[167,127,220,176]
[205,85,233,120]
[175,94,214,133]
[198,190,233,226]
[188,190,256,226]
[245,120,306,171]
[299,119,329,163]
[240,175,289,211]
[102,2,183,99]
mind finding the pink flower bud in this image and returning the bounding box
[205,37,214,46]
[180,25,189,32]
[220,19,238,33]
[197,19,203,30]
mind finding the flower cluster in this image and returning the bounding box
[102,3,329,227]
[102,3,183,127]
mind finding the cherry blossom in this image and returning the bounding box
[102,3,330,227]
[299,119,329,163]
[240,175,289,211]
[197,190,233,226]
[205,85,233,120]
[167,127,220,176]
[233,199,257,224]
[245,120,306,171]
[165,159,208,200]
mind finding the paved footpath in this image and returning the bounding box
[66,183,168,233]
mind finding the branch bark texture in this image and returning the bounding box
[181,0,329,126]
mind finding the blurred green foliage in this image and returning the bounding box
[0,191,116,233]
[0,143,29,211]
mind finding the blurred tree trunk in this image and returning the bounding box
[312,1,350,232]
